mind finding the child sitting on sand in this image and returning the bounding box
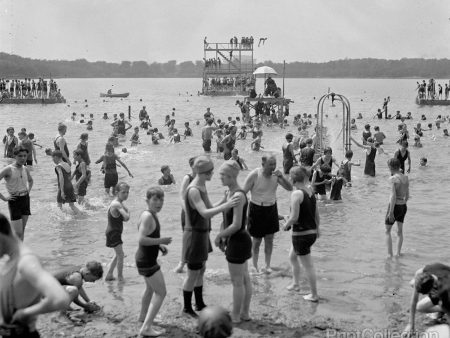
[158,165,175,185]
[54,261,103,313]
[136,187,172,337]
[105,182,130,282]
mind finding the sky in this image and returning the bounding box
[1,0,450,64]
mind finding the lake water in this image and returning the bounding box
[1,78,449,335]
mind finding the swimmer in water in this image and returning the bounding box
[231,149,248,170]
[105,182,130,282]
[420,157,427,166]
[413,136,422,148]
[158,165,175,185]
[130,127,140,146]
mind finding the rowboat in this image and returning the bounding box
[100,92,129,98]
[416,95,450,106]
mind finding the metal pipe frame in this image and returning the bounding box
[315,93,352,156]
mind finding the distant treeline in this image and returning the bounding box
[1,52,450,78]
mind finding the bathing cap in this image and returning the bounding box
[194,156,214,174]
[219,160,240,177]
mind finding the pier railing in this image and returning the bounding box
[204,42,253,51]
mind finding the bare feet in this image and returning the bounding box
[104,275,115,281]
[231,316,241,324]
[240,314,252,321]
[139,327,165,337]
[118,276,125,282]
[261,266,272,274]
[303,294,319,302]
[286,283,300,291]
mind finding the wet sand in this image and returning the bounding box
[37,261,432,338]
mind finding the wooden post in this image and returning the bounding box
[282,60,285,98]
[128,106,131,120]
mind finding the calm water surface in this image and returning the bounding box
[1,78,449,329]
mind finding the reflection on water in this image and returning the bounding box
[1,78,449,330]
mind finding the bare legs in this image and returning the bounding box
[105,244,124,281]
[10,215,28,240]
[228,261,252,323]
[251,234,274,272]
[385,222,404,258]
[287,246,318,302]
[139,270,167,337]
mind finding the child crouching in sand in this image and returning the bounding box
[136,187,172,337]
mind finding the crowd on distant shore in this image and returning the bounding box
[0,77,63,100]
[417,78,450,100]
[1,93,450,338]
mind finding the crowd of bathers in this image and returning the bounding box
[229,36,253,49]
[0,77,63,100]
[203,76,254,92]
[417,78,450,100]
[2,98,450,338]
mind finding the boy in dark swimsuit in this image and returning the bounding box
[136,187,172,337]
[53,261,103,313]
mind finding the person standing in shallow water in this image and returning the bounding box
[0,146,33,240]
[182,156,239,318]
[105,182,130,282]
[283,166,319,302]
[385,158,409,258]
[0,213,70,337]
[282,133,297,174]
[243,155,292,274]
[350,137,386,177]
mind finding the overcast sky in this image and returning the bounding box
[1,0,449,64]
